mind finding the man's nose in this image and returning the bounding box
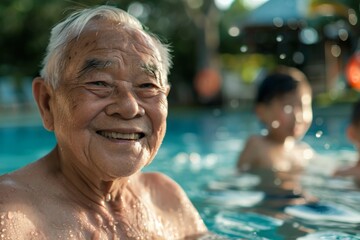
[105,87,145,119]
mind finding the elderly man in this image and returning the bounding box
[0,5,207,239]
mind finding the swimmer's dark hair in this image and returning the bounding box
[350,99,360,126]
[255,66,309,105]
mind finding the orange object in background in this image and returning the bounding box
[346,53,360,90]
[194,68,221,99]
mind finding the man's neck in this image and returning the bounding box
[52,146,132,208]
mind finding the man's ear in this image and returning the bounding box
[32,77,54,131]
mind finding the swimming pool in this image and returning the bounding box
[1,105,360,239]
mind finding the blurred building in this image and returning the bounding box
[226,0,359,103]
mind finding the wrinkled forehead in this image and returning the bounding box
[66,19,161,65]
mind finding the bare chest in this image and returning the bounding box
[31,199,184,240]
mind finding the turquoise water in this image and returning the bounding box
[1,106,360,239]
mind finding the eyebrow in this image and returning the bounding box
[77,58,113,78]
[140,63,159,80]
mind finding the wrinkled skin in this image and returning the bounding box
[0,19,207,239]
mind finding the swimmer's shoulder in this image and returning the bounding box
[246,135,268,147]
[238,135,268,165]
[0,159,53,204]
[0,171,25,196]
[140,172,184,195]
[0,170,35,208]
[0,190,45,239]
[0,172,46,238]
[139,171,208,234]
[139,172,195,210]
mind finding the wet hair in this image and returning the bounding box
[350,99,360,126]
[255,66,309,105]
[40,5,172,88]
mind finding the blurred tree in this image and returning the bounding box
[0,0,109,79]
[218,0,248,54]
[0,0,201,105]
[1,0,358,106]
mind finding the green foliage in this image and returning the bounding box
[2,0,358,106]
[0,0,197,86]
[0,0,111,77]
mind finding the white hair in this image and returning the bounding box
[40,5,172,88]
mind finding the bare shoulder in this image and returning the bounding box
[0,158,58,232]
[0,173,28,204]
[0,209,45,239]
[247,135,267,145]
[237,135,266,170]
[243,135,268,152]
[139,172,208,235]
[0,174,44,238]
[0,157,56,202]
[0,169,42,212]
[140,172,188,202]
[140,172,197,213]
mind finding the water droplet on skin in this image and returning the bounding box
[105,193,111,202]
[6,213,12,220]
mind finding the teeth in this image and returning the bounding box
[99,131,142,140]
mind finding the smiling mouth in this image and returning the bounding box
[97,131,145,140]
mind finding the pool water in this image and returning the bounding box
[1,105,360,239]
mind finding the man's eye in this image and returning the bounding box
[89,81,108,87]
[140,83,157,89]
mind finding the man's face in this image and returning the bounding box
[48,20,169,179]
